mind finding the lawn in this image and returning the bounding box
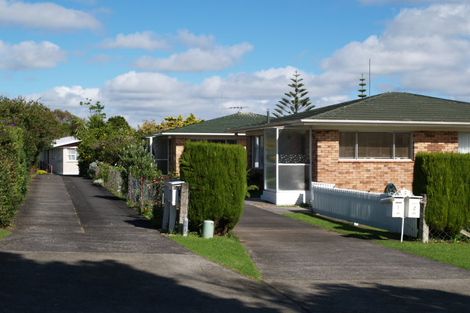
[171,233,261,280]
[0,228,11,240]
[285,212,470,270]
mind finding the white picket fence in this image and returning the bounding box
[310,184,418,237]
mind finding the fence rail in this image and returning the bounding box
[311,184,418,237]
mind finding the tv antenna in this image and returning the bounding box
[229,106,247,113]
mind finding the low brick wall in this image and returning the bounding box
[314,130,458,192]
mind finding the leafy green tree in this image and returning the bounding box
[77,100,137,175]
[137,114,203,136]
[273,71,314,118]
[0,97,63,165]
[119,142,160,212]
[52,109,84,136]
[0,126,28,227]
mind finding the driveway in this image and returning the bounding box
[0,175,300,313]
[236,201,470,312]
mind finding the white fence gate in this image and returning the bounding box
[310,184,418,237]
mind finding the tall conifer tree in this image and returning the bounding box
[273,71,314,118]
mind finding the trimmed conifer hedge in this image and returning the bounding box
[180,141,247,234]
[413,152,470,236]
[0,125,28,227]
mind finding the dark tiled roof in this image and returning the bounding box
[162,112,267,134]
[271,92,470,123]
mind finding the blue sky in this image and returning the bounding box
[1,0,469,125]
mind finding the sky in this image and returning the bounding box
[2,0,470,126]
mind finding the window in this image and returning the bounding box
[67,148,78,161]
[459,133,470,154]
[278,129,309,163]
[339,132,412,159]
[252,136,264,169]
[153,137,169,174]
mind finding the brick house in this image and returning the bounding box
[240,92,470,205]
[151,112,266,175]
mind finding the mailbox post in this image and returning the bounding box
[162,180,188,233]
[384,193,422,242]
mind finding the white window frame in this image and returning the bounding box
[67,148,78,161]
[339,132,413,160]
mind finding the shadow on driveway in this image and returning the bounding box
[0,251,281,313]
[1,250,469,313]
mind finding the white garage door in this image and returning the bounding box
[459,133,470,153]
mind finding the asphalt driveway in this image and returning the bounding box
[0,175,299,313]
[236,201,470,312]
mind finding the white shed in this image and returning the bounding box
[42,136,81,175]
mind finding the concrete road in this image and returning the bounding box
[236,202,470,313]
[0,175,300,313]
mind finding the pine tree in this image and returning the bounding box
[273,71,314,118]
[358,73,367,98]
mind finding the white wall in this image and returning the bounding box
[61,147,79,175]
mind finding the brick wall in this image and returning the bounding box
[314,130,458,192]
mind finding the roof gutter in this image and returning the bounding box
[153,132,246,137]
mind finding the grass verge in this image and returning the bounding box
[0,228,11,240]
[171,233,261,280]
[285,212,470,270]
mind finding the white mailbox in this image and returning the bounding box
[405,196,421,218]
[391,197,405,218]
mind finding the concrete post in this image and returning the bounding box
[419,194,429,243]
[179,183,189,234]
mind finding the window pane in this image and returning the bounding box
[279,165,308,190]
[395,133,411,158]
[339,132,355,158]
[278,129,309,163]
[264,128,277,190]
[67,148,77,161]
[154,137,168,160]
[156,160,168,174]
[358,133,392,159]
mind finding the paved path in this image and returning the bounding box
[236,203,470,312]
[0,176,300,313]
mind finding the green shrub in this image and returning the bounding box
[0,126,28,227]
[413,153,470,236]
[36,169,48,175]
[180,141,247,234]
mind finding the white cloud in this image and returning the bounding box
[31,67,338,126]
[0,40,65,70]
[322,3,470,97]
[0,0,100,30]
[177,29,215,49]
[102,32,168,50]
[27,85,100,117]
[29,2,470,126]
[135,42,253,72]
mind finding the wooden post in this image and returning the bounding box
[419,194,429,243]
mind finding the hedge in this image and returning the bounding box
[413,152,470,236]
[0,125,28,227]
[180,141,247,234]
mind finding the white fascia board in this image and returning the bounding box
[154,132,246,137]
[53,140,81,148]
